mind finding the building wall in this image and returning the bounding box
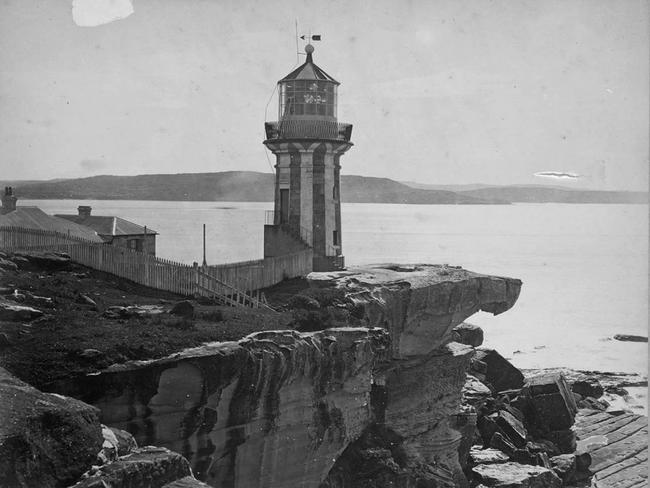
[334,155,342,254]
[263,225,307,258]
[108,234,156,256]
[289,150,302,231]
[312,143,326,257]
[265,138,351,269]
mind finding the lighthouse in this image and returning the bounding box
[263,44,353,272]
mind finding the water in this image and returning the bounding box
[24,200,649,408]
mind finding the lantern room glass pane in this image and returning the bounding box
[279,80,338,119]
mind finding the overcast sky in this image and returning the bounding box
[0,0,647,190]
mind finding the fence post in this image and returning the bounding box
[193,262,199,297]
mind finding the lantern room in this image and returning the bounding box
[277,44,339,121]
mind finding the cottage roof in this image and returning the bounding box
[0,207,104,242]
[279,48,339,85]
[55,215,158,237]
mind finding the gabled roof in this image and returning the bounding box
[279,51,339,85]
[55,215,158,237]
[0,207,104,243]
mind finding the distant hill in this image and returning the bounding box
[457,186,648,204]
[2,172,505,205]
[402,182,648,204]
[4,172,645,204]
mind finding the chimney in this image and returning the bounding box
[1,187,17,215]
[78,206,92,217]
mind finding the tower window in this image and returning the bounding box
[333,230,339,246]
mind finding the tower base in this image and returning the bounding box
[313,254,345,272]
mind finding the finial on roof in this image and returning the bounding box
[305,43,314,62]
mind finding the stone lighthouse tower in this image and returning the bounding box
[263,44,353,271]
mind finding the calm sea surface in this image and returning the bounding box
[24,200,648,408]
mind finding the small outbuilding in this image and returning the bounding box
[0,187,104,242]
[56,206,157,256]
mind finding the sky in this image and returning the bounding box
[0,0,648,190]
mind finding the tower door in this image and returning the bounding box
[279,189,289,224]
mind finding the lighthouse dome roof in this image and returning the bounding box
[279,47,339,85]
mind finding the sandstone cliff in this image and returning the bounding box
[56,264,521,488]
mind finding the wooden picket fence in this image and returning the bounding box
[0,226,313,309]
[203,251,313,292]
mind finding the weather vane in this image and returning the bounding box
[294,20,321,63]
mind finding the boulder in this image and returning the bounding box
[452,322,484,347]
[97,425,138,464]
[525,440,559,457]
[550,454,576,484]
[576,396,608,411]
[493,410,527,448]
[511,448,537,466]
[472,462,561,487]
[0,299,43,321]
[473,348,524,393]
[537,452,551,469]
[478,410,527,449]
[544,430,576,455]
[489,432,516,457]
[0,367,103,488]
[109,427,138,456]
[469,447,510,465]
[462,374,493,409]
[574,452,591,476]
[169,300,194,318]
[163,476,213,488]
[571,377,604,399]
[71,446,192,488]
[478,414,500,446]
[519,372,577,432]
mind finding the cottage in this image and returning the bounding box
[0,187,104,242]
[56,206,157,256]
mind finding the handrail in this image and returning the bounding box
[264,120,352,142]
[197,268,275,311]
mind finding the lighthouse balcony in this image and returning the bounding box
[264,120,352,142]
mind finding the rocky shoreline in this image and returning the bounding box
[0,256,646,487]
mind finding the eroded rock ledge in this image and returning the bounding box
[310,264,522,358]
[51,264,521,488]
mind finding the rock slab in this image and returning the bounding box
[309,264,521,358]
[472,462,561,487]
[71,446,191,488]
[574,409,648,488]
[0,367,103,488]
